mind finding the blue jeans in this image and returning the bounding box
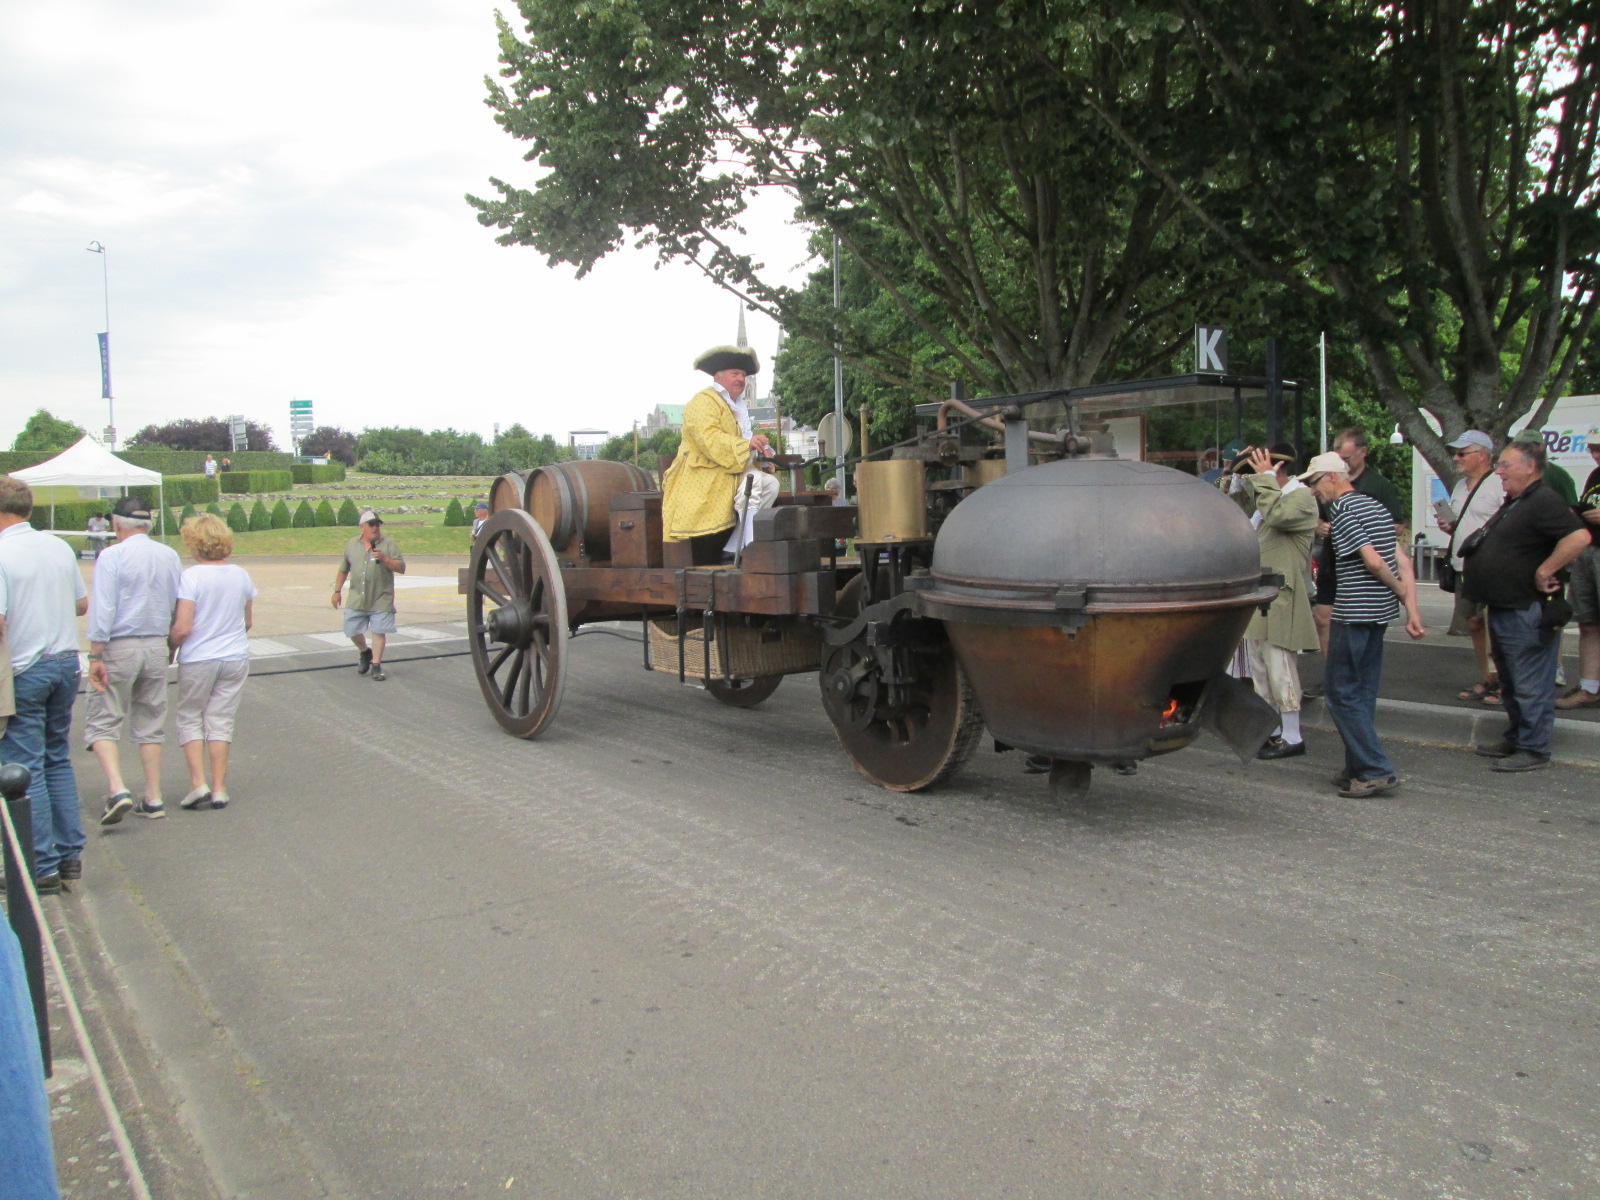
[1325,621,1396,781]
[0,654,84,878]
[1489,603,1561,758]
[0,928,60,1199]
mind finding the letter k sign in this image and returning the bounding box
[1196,325,1228,373]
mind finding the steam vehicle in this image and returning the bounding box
[463,393,1281,797]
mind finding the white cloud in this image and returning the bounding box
[0,0,814,452]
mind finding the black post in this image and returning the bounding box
[1232,386,1243,445]
[1266,337,1283,446]
[1293,382,1305,461]
[1,763,49,1074]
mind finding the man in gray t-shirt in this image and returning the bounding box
[332,511,406,682]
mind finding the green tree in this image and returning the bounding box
[205,502,223,517]
[443,497,468,527]
[271,500,293,529]
[180,502,199,525]
[11,409,86,453]
[471,0,1252,401]
[225,502,249,533]
[496,423,533,442]
[315,498,336,526]
[248,500,271,532]
[291,499,317,528]
[336,498,361,526]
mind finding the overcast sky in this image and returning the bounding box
[0,0,811,454]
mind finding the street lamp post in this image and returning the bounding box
[86,241,113,448]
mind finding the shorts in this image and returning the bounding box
[1447,589,1488,637]
[1571,544,1600,626]
[82,637,170,747]
[175,658,250,744]
[342,608,398,638]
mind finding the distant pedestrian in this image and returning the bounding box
[332,511,405,681]
[1300,452,1426,798]
[169,514,257,810]
[203,454,217,479]
[0,476,89,894]
[1437,431,1505,705]
[220,456,232,472]
[1557,428,1600,711]
[86,495,182,824]
[1464,441,1590,771]
[85,512,111,558]
[471,500,490,539]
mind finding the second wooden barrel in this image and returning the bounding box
[526,460,654,559]
[489,469,533,515]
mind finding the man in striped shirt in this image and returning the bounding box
[1300,452,1426,798]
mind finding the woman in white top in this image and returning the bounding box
[168,513,256,810]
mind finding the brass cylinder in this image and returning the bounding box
[962,459,1006,489]
[856,460,929,542]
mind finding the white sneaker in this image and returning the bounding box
[211,790,230,810]
[180,786,213,810]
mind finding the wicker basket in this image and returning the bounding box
[647,616,822,678]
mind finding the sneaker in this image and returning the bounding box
[135,799,166,819]
[1331,773,1351,790]
[180,786,213,810]
[1301,682,1324,700]
[1474,739,1516,759]
[59,858,82,881]
[1555,686,1600,710]
[210,790,230,810]
[358,648,373,675]
[1492,750,1551,773]
[370,665,386,682]
[99,791,134,826]
[1339,774,1398,799]
[34,873,63,896]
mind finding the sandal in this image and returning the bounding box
[1458,681,1502,705]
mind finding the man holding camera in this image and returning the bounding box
[1462,440,1590,771]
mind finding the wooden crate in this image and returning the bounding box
[646,616,822,678]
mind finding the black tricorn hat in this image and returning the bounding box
[694,344,761,376]
[1231,441,1299,473]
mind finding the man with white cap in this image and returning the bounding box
[1300,451,1426,798]
[661,344,778,559]
[1437,430,1504,705]
[1556,427,1600,710]
[332,511,405,681]
[86,494,182,824]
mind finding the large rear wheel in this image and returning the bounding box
[704,675,783,707]
[468,509,568,738]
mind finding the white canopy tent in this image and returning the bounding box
[10,436,166,534]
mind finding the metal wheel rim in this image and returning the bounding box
[468,508,568,738]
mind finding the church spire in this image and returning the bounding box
[736,303,749,349]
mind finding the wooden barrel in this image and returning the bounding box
[489,470,533,515]
[525,460,654,559]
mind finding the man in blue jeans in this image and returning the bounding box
[1462,440,1590,771]
[0,476,89,894]
[1299,452,1426,798]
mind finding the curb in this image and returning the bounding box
[1300,697,1600,766]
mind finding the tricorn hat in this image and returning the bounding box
[694,344,761,376]
[1230,442,1299,474]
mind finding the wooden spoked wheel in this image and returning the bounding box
[704,675,783,707]
[819,632,984,793]
[468,509,568,738]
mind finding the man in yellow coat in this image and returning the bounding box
[662,344,778,553]
[1234,443,1321,759]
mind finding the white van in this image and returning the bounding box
[1411,394,1600,548]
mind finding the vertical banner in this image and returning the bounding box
[98,332,112,399]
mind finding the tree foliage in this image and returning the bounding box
[126,416,279,453]
[12,409,86,453]
[298,425,359,465]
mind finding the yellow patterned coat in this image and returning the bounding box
[662,386,753,541]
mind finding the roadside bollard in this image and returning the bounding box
[1,760,50,1073]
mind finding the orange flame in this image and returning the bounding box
[1162,698,1179,721]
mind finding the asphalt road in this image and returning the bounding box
[74,632,1600,1200]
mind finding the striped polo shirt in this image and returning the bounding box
[1329,492,1400,624]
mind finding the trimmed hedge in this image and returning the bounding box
[181,503,199,525]
[291,463,347,484]
[443,497,468,527]
[270,500,292,529]
[225,502,249,533]
[130,474,218,507]
[218,469,294,495]
[336,498,360,526]
[205,502,223,517]
[119,450,291,474]
[314,499,336,526]
[248,500,271,531]
[0,451,54,473]
[291,499,317,528]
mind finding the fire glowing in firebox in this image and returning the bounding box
[1160,698,1181,726]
